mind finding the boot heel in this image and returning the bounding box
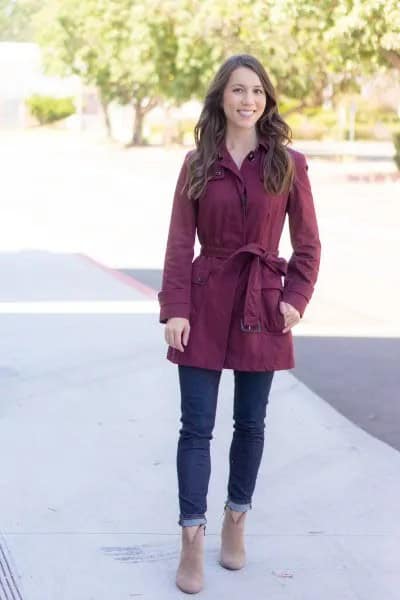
[176,524,205,594]
[219,508,247,570]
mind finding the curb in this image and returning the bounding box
[78,253,158,299]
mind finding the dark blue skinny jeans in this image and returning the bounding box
[177,365,274,527]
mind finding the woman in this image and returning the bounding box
[158,54,321,594]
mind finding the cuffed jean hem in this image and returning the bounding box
[224,498,252,512]
[178,515,207,527]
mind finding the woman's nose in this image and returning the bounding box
[241,92,256,105]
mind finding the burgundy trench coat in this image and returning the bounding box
[158,135,321,371]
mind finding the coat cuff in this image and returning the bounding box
[159,303,190,324]
[281,290,308,318]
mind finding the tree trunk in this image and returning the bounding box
[130,104,144,146]
[127,96,159,146]
[99,94,112,138]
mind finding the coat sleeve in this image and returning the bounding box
[158,152,197,324]
[282,152,321,318]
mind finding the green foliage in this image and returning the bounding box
[33,0,213,142]
[31,0,400,143]
[328,0,400,73]
[0,0,41,41]
[26,94,75,124]
[34,0,199,106]
[287,104,399,141]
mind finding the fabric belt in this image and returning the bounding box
[200,243,288,332]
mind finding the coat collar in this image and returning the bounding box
[215,134,269,179]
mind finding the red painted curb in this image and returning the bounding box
[346,172,400,183]
[78,253,158,299]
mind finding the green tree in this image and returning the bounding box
[0,0,40,41]
[35,0,137,139]
[183,0,347,114]
[329,0,400,73]
[34,0,215,144]
[33,0,400,145]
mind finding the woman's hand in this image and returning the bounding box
[165,317,191,352]
[279,301,301,334]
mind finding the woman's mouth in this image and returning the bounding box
[237,110,255,118]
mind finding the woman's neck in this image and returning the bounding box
[225,128,259,154]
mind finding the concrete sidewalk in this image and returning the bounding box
[0,251,399,600]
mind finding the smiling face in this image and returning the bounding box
[221,66,267,132]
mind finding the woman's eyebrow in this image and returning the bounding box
[231,83,263,88]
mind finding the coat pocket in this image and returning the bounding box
[191,255,212,285]
[260,275,285,334]
[190,256,212,319]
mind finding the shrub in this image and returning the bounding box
[26,95,75,125]
[286,104,399,141]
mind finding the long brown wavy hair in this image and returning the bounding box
[183,54,294,202]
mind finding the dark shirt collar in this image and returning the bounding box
[216,134,269,162]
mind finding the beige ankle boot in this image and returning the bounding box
[176,524,205,594]
[219,507,247,570]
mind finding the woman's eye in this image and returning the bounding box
[233,88,264,94]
